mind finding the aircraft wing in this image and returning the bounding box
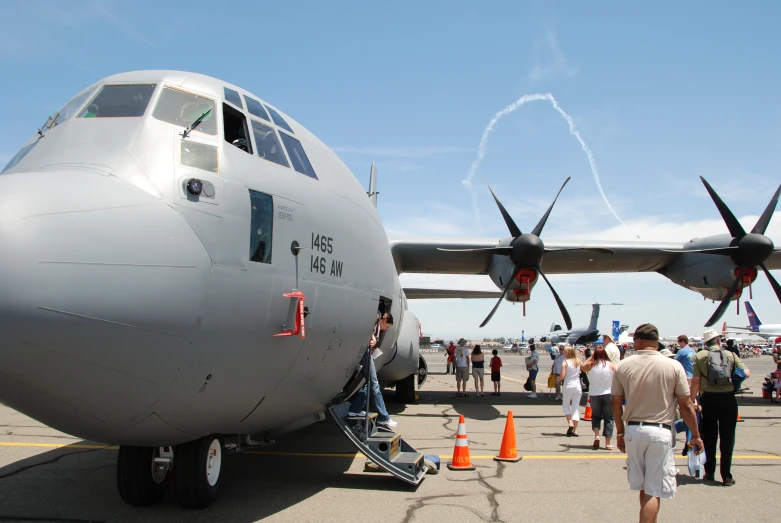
[402,288,503,299]
[768,250,781,270]
[390,238,685,275]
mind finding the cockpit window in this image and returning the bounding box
[153,87,217,135]
[264,105,294,133]
[244,95,270,122]
[249,190,273,264]
[279,133,317,179]
[79,84,156,118]
[224,87,244,109]
[1,142,38,174]
[251,120,289,167]
[53,87,97,126]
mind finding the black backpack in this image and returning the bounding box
[706,349,733,386]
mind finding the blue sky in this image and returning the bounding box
[1,1,780,341]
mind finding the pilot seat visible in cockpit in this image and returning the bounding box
[231,138,248,152]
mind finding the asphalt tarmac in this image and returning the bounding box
[0,352,779,522]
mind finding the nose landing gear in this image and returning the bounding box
[174,435,223,509]
[116,445,171,506]
[116,435,224,509]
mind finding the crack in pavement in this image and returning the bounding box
[440,407,456,433]
[739,448,781,457]
[401,494,471,523]
[3,432,80,440]
[0,516,105,522]
[446,462,507,522]
[738,472,781,486]
[0,448,109,479]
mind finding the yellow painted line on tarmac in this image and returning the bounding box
[0,442,777,462]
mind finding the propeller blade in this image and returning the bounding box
[535,265,573,330]
[660,247,738,255]
[751,184,781,235]
[759,263,781,303]
[486,183,522,238]
[700,177,747,239]
[704,268,743,327]
[531,176,571,237]
[479,264,523,328]
[437,247,512,254]
[545,247,615,255]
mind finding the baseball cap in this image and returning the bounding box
[702,329,722,344]
[633,323,659,341]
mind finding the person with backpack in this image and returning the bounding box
[690,329,750,486]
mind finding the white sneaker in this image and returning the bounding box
[529,393,537,399]
[378,419,398,428]
[554,395,562,401]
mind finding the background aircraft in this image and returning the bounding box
[536,303,621,345]
[726,301,781,340]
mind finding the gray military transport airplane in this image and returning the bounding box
[1,70,780,509]
[537,303,622,345]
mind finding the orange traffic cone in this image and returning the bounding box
[737,411,744,422]
[447,415,476,471]
[494,411,522,462]
[583,398,592,421]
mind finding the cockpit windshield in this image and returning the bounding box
[79,84,156,118]
[152,87,217,135]
[52,86,97,127]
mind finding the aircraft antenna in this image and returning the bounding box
[367,162,378,207]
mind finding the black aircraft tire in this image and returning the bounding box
[116,445,168,506]
[175,436,222,509]
[395,374,416,403]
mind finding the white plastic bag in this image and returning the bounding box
[687,449,706,478]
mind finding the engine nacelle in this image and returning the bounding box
[659,252,757,302]
[376,309,422,383]
[488,256,540,302]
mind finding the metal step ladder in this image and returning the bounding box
[328,402,426,485]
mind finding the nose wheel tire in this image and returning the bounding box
[116,445,170,506]
[175,435,223,509]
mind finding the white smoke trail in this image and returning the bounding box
[463,93,634,235]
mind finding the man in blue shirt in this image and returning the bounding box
[675,335,696,384]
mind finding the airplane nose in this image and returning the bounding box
[0,170,212,441]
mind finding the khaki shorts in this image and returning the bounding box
[455,366,469,382]
[625,424,677,499]
[472,367,484,379]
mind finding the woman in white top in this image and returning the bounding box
[581,346,617,450]
[557,346,583,436]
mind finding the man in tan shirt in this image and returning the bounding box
[612,323,703,523]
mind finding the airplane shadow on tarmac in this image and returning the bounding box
[0,418,417,523]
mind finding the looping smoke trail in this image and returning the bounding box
[463,93,634,236]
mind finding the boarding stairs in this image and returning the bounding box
[328,347,426,485]
[328,402,426,485]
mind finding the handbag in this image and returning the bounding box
[523,377,532,391]
[547,373,557,389]
[579,371,590,393]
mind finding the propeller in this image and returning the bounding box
[472,177,574,329]
[699,177,781,327]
